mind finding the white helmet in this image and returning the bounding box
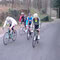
[21,12,24,15]
[33,13,38,18]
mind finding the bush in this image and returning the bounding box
[41,16,49,22]
[9,9,20,21]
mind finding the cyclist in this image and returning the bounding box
[26,13,33,33]
[33,13,40,40]
[19,12,25,31]
[19,12,25,26]
[3,16,17,33]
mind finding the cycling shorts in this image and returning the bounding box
[34,25,39,29]
[29,21,32,25]
[9,24,14,30]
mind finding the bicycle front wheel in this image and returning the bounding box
[27,30,30,40]
[3,32,9,45]
[32,34,36,48]
[32,39,36,48]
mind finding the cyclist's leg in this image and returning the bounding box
[19,22,21,29]
[34,29,36,40]
[22,22,25,31]
[9,24,12,33]
[8,24,12,38]
[24,21,27,32]
[12,26,15,33]
[28,23,32,35]
[20,21,23,30]
[34,25,39,40]
[25,25,28,32]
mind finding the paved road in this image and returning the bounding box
[0,20,60,60]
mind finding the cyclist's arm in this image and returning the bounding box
[3,18,7,28]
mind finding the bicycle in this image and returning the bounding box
[3,29,17,45]
[32,29,39,48]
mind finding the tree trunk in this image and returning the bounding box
[12,0,14,8]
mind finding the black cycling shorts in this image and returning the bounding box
[29,22,31,25]
[9,24,14,31]
[34,25,39,29]
[9,24,11,27]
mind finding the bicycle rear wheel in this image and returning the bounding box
[3,32,9,45]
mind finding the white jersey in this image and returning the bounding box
[3,16,17,28]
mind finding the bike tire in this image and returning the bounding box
[27,31,30,40]
[32,35,36,48]
[3,32,9,45]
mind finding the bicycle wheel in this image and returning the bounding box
[32,31,37,48]
[27,30,30,40]
[36,36,39,44]
[32,38,36,48]
[12,30,17,41]
[3,32,9,45]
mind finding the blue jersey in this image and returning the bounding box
[26,16,33,25]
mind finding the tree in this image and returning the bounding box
[52,0,60,18]
[2,0,7,6]
[12,0,14,8]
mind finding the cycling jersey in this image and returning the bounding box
[26,16,33,26]
[19,15,24,23]
[33,17,40,29]
[3,16,17,29]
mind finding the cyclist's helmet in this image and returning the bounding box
[28,13,31,18]
[21,12,24,15]
[33,13,38,18]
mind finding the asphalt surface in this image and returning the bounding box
[0,20,60,60]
